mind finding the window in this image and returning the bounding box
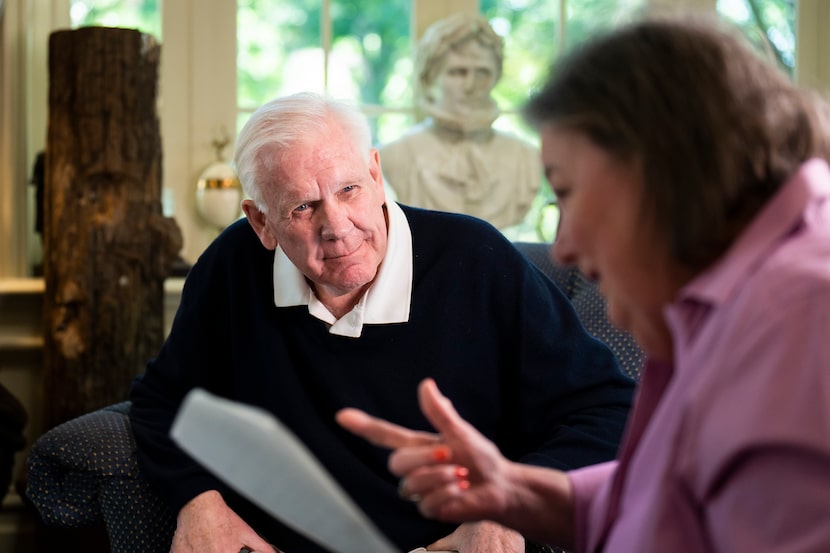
[5,0,815,278]
[236,0,413,144]
[235,0,647,242]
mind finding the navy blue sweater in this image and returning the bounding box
[129,204,635,552]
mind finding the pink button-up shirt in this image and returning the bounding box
[569,158,830,553]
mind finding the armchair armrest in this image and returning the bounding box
[26,401,175,553]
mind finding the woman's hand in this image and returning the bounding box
[336,378,514,522]
[336,378,576,548]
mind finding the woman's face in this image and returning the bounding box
[541,125,684,361]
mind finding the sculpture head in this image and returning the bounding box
[415,13,504,131]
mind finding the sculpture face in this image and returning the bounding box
[429,38,499,120]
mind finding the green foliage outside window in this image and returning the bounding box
[237,0,412,145]
[718,0,795,75]
[70,0,161,38]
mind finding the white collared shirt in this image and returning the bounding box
[271,201,413,337]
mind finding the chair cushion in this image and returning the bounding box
[26,402,134,527]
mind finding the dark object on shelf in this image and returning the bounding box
[0,383,27,505]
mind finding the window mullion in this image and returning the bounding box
[322,0,332,92]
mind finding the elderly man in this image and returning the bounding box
[128,92,635,553]
[380,13,542,229]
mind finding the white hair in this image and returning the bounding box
[233,92,373,213]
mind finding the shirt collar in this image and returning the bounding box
[678,158,830,307]
[272,201,413,337]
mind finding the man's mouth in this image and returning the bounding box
[323,242,361,261]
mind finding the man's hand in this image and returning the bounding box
[170,490,277,553]
[428,521,524,553]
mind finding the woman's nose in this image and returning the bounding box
[552,216,578,266]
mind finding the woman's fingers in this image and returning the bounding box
[403,464,470,498]
[417,379,490,463]
[398,463,471,508]
[336,379,471,452]
[388,443,454,475]
[417,379,476,440]
[335,407,440,449]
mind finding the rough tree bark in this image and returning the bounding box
[43,27,182,429]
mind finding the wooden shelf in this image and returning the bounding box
[0,335,43,351]
[0,279,44,296]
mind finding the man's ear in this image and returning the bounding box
[242,199,278,250]
[369,149,386,200]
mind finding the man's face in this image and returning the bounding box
[430,38,498,116]
[244,123,388,303]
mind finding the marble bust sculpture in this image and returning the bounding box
[379,13,541,229]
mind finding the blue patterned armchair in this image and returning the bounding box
[25,241,644,553]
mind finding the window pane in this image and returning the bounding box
[370,110,415,148]
[330,0,411,108]
[237,0,324,110]
[237,0,411,110]
[70,0,162,38]
[480,0,645,112]
[562,0,645,50]
[717,0,796,75]
[480,0,559,111]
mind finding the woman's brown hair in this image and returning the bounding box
[524,14,830,271]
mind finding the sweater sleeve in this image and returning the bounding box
[128,221,255,513]
[504,245,635,470]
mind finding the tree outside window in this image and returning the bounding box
[717,0,796,75]
[70,0,161,38]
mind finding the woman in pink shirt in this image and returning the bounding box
[338,13,830,553]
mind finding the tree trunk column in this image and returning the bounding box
[43,27,182,429]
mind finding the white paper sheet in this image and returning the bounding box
[170,388,399,553]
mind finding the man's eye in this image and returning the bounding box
[294,203,310,213]
[342,185,357,193]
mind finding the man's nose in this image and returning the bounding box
[319,203,351,239]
